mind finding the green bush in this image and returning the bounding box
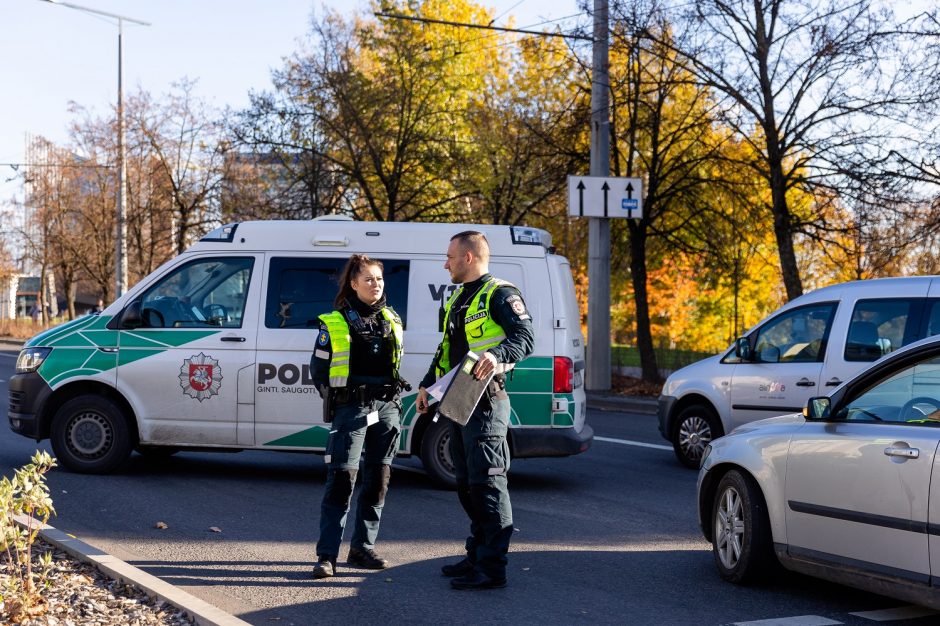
[0,451,57,621]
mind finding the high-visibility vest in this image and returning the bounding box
[318,307,403,387]
[436,277,515,377]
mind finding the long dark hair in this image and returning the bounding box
[334,254,384,309]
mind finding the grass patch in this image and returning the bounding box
[612,345,717,370]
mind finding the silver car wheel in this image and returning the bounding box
[679,415,712,461]
[715,485,744,570]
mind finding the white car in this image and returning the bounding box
[697,336,940,610]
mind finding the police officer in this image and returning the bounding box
[416,231,534,590]
[311,254,405,579]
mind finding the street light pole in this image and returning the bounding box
[39,0,149,298]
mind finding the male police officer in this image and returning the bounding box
[417,231,534,590]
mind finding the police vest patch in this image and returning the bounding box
[465,310,488,323]
[318,330,329,346]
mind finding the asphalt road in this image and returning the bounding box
[0,348,936,625]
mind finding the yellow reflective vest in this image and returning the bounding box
[318,307,403,387]
[436,277,514,377]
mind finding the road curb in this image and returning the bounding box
[16,515,251,626]
[586,394,657,415]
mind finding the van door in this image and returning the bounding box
[254,256,411,449]
[116,254,261,446]
[729,302,836,429]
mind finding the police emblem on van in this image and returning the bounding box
[179,353,222,401]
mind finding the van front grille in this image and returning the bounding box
[9,390,24,414]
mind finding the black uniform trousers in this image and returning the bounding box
[448,392,513,579]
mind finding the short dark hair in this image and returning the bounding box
[334,254,383,309]
[451,231,490,263]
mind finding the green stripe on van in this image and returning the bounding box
[263,425,330,448]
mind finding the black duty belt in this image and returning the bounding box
[334,384,397,405]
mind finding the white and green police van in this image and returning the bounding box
[9,217,592,486]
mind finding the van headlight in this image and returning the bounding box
[16,348,52,373]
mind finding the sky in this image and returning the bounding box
[0,0,587,205]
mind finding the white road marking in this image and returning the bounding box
[850,605,939,621]
[732,617,842,626]
[594,435,672,451]
[0,352,18,358]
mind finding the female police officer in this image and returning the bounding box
[311,254,405,579]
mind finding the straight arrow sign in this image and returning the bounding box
[567,175,643,219]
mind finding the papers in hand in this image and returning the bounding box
[426,366,456,403]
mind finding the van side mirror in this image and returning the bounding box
[119,300,143,329]
[734,337,752,361]
[804,396,831,420]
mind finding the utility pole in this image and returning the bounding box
[586,0,611,391]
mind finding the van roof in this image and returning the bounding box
[798,275,938,300]
[189,219,554,258]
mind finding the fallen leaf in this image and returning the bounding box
[209,526,222,533]
[155,521,168,530]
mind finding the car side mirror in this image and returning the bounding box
[804,396,831,420]
[734,337,752,361]
[119,300,143,329]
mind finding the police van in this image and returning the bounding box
[658,275,940,468]
[8,217,592,486]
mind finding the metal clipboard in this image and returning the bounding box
[436,351,493,426]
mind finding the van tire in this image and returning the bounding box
[51,395,134,474]
[672,403,721,469]
[420,418,457,489]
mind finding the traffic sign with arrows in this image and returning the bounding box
[567,175,643,219]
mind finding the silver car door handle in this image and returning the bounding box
[884,447,920,459]
[825,378,842,387]
[221,336,246,342]
[795,378,815,387]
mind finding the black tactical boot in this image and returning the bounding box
[347,547,388,569]
[312,558,336,579]
[441,557,475,577]
[451,571,507,590]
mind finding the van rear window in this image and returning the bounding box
[264,257,409,329]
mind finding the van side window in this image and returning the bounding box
[845,299,917,362]
[140,257,254,329]
[753,303,835,363]
[264,257,410,329]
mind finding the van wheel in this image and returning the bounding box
[711,469,776,584]
[51,395,133,474]
[672,403,721,469]
[420,418,457,489]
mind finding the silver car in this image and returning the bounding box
[697,336,940,610]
